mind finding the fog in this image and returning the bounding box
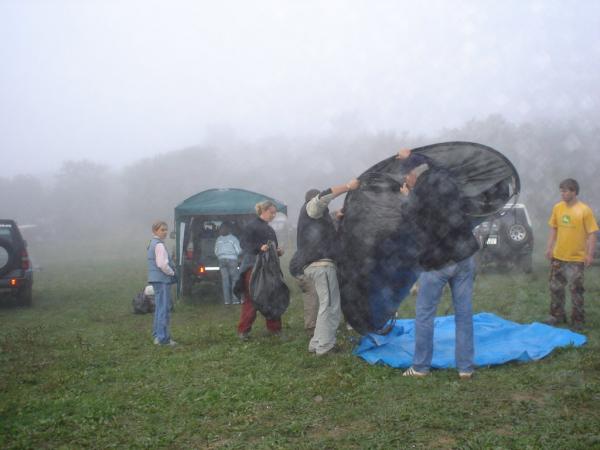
[1,0,600,243]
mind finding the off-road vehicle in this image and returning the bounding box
[0,219,33,306]
[473,203,534,273]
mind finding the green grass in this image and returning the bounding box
[1,241,600,449]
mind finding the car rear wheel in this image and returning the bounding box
[0,237,17,277]
[506,224,529,247]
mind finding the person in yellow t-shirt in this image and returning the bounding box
[545,178,598,331]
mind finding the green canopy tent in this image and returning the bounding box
[173,188,287,296]
[175,188,287,217]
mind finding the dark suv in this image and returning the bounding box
[180,219,228,295]
[473,204,534,273]
[0,219,33,306]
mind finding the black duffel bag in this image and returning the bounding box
[250,241,290,320]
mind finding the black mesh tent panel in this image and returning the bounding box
[338,142,520,335]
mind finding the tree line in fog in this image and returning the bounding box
[2,114,599,241]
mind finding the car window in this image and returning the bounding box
[495,209,514,224]
[511,209,525,223]
[0,227,14,242]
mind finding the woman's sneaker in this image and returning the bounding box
[238,332,250,341]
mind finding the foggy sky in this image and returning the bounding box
[1,0,599,177]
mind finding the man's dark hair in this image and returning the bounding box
[305,189,320,202]
[559,178,579,195]
[218,222,230,236]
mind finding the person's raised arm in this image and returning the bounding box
[306,178,360,219]
[329,178,360,198]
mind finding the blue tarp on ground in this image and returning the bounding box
[354,312,587,369]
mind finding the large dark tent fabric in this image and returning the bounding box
[338,142,520,335]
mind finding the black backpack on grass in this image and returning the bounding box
[132,290,155,314]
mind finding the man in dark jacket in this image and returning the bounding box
[292,178,360,355]
[397,149,479,379]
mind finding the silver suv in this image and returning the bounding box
[473,203,534,273]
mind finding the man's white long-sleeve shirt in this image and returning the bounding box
[306,190,336,219]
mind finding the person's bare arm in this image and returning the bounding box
[329,178,360,198]
[545,228,557,260]
[584,231,597,267]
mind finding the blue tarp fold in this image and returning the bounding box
[354,312,586,368]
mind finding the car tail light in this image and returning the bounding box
[10,278,18,287]
[197,265,206,275]
[21,249,30,270]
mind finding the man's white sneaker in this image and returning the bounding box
[403,367,429,378]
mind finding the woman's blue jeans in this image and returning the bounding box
[151,282,172,344]
[413,256,475,373]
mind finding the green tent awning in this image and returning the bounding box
[174,188,287,218]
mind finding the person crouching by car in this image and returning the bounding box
[237,200,284,340]
[147,221,177,346]
[214,222,242,305]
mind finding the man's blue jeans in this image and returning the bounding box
[151,282,172,344]
[413,256,475,373]
[219,259,240,304]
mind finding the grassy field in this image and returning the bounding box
[1,240,600,449]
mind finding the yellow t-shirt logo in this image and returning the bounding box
[561,215,571,224]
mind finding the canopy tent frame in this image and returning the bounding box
[173,188,287,297]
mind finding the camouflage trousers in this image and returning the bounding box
[548,259,586,324]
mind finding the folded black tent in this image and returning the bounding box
[338,142,520,335]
